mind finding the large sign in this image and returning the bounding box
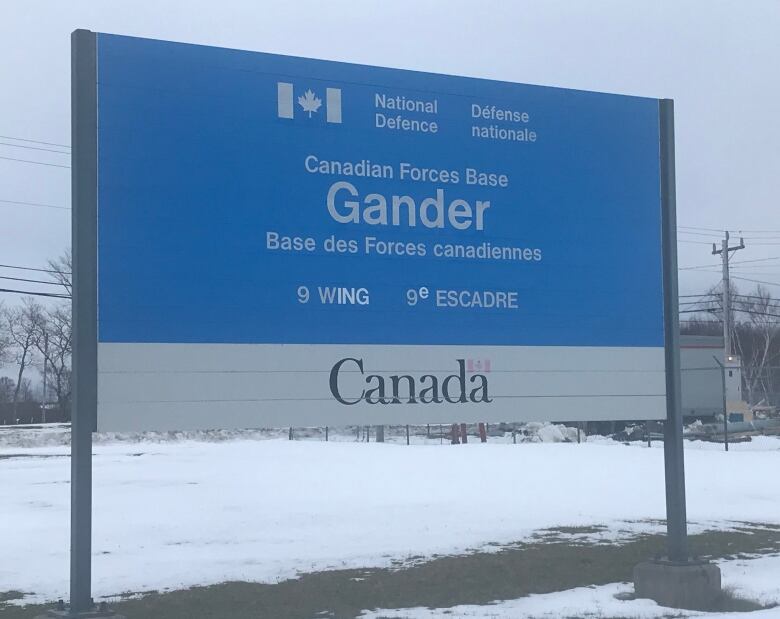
[91,34,667,431]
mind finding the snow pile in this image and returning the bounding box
[0,421,589,449]
[0,423,72,448]
[0,423,303,448]
[524,422,580,443]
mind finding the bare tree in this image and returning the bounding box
[34,304,72,416]
[733,285,780,405]
[18,377,34,403]
[5,298,42,415]
[0,301,11,363]
[47,250,72,296]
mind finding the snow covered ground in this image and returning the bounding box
[1,424,779,615]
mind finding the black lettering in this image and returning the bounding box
[442,359,468,403]
[365,374,390,404]
[330,357,364,405]
[418,375,442,403]
[469,374,492,403]
[390,375,417,404]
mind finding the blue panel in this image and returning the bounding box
[97,34,663,347]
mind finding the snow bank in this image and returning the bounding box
[0,421,588,449]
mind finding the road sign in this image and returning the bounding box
[85,34,668,431]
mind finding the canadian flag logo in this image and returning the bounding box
[277,82,342,123]
[467,359,491,373]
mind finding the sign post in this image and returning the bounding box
[43,29,122,619]
[632,100,722,609]
[659,99,688,563]
[69,29,102,618]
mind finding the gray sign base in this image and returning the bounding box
[634,559,721,610]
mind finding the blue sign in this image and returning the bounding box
[97,34,663,348]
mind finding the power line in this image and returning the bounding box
[0,274,63,286]
[738,302,780,311]
[0,155,70,169]
[0,141,70,155]
[0,135,70,148]
[0,263,71,275]
[732,276,780,288]
[680,293,780,309]
[679,299,719,305]
[680,307,780,320]
[679,263,721,270]
[728,257,780,266]
[678,230,723,238]
[680,301,780,311]
[0,198,70,210]
[0,287,70,299]
[733,294,776,303]
[732,271,780,277]
[679,268,721,273]
[733,308,780,319]
[730,229,780,234]
[678,225,724,233]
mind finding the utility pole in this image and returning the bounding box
[712,231,745,356]
[41,351,47,424]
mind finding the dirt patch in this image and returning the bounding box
[3,523,779,619]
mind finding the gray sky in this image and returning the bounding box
[1,0,779,299]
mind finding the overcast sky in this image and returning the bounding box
[1,0,779,299]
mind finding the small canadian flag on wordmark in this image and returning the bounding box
[467,359,491,373]
[277,82,342,123]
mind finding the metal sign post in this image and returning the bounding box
[633,100,722,609]
[70,28,99,617]
[40,29,122,619]
[659,99,688,563]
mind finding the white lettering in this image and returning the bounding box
[325,182,488,231]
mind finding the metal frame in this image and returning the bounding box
[659,99,689,563]
[71,28,98,614]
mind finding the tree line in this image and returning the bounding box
[0,252,71,424]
